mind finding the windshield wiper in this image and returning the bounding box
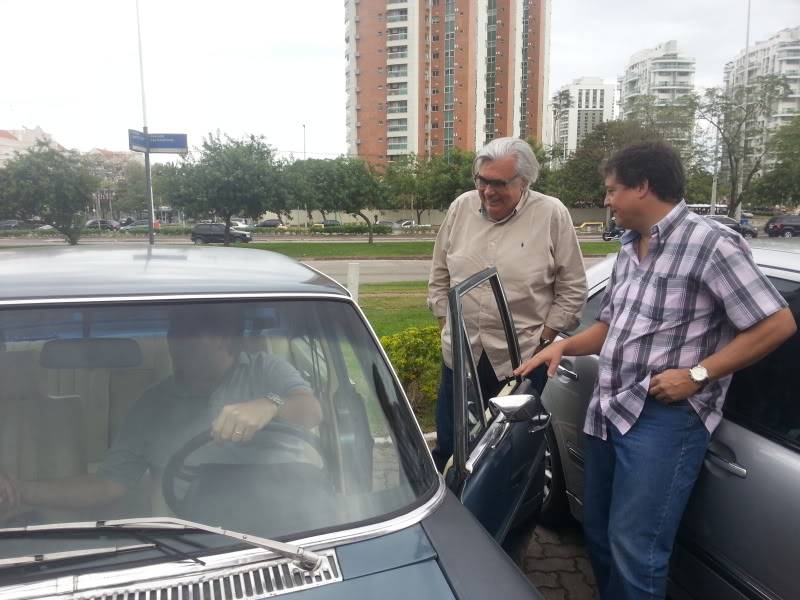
[0,543,155,569]
[0,517,323,572]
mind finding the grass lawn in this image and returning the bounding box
[359,281,436,337]
[248,240,619,260]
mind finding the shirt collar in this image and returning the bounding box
[478,189,529,224]
[620,200,688,248]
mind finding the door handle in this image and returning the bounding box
[705,449,747,478]
[556,364,579,381]
[528,412,551,434]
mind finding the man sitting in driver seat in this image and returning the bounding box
[0,305,322,516]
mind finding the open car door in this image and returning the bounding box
[444,267,550,542]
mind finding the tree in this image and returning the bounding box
[750,114,800,208]
[336,157,388,243]
[162,134,276,245]
[0,141,99,244]
[417,149,476,212]
[623,94,698,164]
[553,121,664,206]
[550,89,573,163]
[113,161,149,217]
[383,154,421,219]
[693,75,792,216]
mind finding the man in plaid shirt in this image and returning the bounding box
[515,142,796,600]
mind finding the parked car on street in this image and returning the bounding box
[320,219,341,227]
[121,219,153,233]
[190,222,252,244]
[765,214,800,238]
[258,218,287,229]
[707,214,758,238]
[539,246,800,600]
[0,248,545,599]
[84,218,120,231]
[0,219,33,230]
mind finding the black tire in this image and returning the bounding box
[538,425,570,527]
[602,232,612,242]
[783,230,794,239]
[743,231,754,239]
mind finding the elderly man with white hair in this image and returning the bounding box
[427,137,587,472]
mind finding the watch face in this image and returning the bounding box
[690,366,708,383]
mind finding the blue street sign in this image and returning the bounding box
[148,133,188,154]
[128,130,188,154]
[128,129,148,152]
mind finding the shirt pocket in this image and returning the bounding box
[639,274,691,322]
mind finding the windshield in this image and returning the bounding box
[0,299,437,540]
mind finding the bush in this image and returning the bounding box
[380,325,441,430]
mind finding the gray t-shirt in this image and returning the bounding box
[97,351,311,489]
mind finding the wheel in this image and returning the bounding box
[783,230,794,239]
[602,232,612,242]
[538,425,570,527]
[743,231,754,239]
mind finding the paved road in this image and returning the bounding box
[306,257,608,285]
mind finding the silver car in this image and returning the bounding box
[539,246,800,600]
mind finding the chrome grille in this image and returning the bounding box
[14,550,341,600]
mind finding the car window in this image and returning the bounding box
[723,276,800,452]
[456,276,520,450]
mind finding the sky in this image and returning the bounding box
[1,0,798,159]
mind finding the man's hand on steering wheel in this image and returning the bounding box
[211,398,279,443]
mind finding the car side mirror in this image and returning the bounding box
[489,393,542,423]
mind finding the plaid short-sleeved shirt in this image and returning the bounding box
[585,201,787,440]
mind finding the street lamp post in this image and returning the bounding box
[135,0,156,245]
[734,0,752,221]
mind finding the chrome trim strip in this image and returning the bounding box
[0,292,350,307]
[465,414,507,473]
[300,262,351,297]
[292,480,447,550]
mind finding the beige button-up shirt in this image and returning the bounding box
[427,189,587,378]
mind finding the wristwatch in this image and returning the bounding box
[538,337,553,350]
[688,365,710,387]
[264,393,285,408]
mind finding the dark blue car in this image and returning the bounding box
[0,247,547,599]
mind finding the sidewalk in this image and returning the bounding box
[523,524,598,600]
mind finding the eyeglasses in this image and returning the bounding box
[474,174,520,191]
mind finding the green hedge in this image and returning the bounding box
[380,325,441,430]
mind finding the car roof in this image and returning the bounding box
[586,246,800,289]
[0,246,349,302]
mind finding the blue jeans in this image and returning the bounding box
[583,398,711,600]
[431,353,547,472]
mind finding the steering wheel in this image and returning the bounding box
[162,422,327,518]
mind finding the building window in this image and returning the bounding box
[386,8,408,22]
[387,100,408,113]
[387,45,408,59]
[387,82,408,96]
[387,64,408,78]
[387,118,408,132]
[387,136,408,150]
[387,27,407,41]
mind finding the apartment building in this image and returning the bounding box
[345,0,550,166]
